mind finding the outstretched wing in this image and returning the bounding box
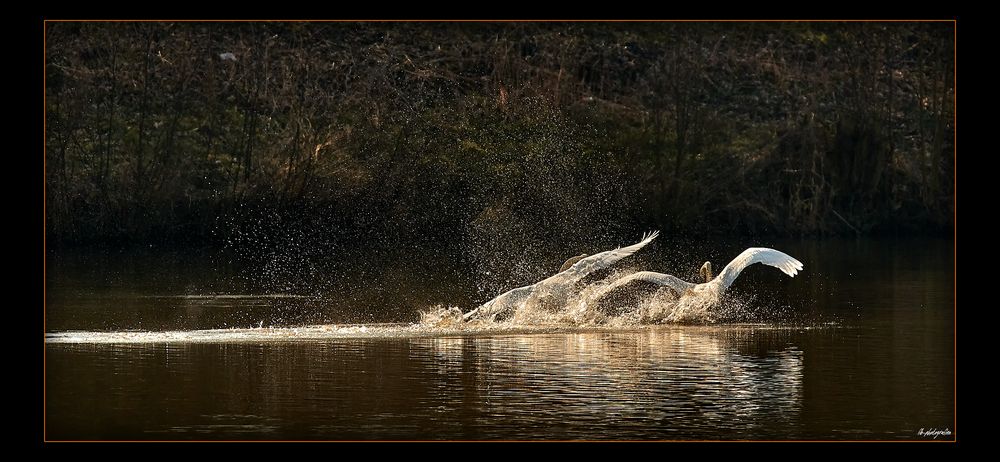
[591,271,696,301]
[716,247,803,290]
[465,231,661,323]
[464,284,535,322]
[554,231,660,284]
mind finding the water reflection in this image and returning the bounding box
[410,327,804,439]
[45,238,954,440]
[48,327,806,440]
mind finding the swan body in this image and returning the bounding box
[464,231,660,322]
[591,247,803,320]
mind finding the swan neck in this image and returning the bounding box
[700,261,714,283]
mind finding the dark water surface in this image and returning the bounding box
[45,238,954,440]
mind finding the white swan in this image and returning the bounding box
[463,231,660,322]
[590,247,803,321]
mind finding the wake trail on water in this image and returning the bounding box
[46,270,808,344]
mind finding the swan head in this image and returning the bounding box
[699,261,713,282]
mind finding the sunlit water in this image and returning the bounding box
[45,238,954,440]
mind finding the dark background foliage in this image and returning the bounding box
[45,22,954,253]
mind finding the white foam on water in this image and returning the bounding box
[139,294,312,299]
[44,322,660,345]
[45,321,827,345]
[46,278,812,344]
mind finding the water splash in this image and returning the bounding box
[45,270,810,344]
[420,269,788,329]
[418,305,464,327]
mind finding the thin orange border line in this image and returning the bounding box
[952,19,957,442]
[40,19,957,22]
[44,439,957,443]
[42,19,48,443]
[42,18,958,444]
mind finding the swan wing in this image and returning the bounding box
[464,284,535,322]
[555,231,660,283]
[592,271,695,300]
[465,231,660,322]
[716,247,804,290]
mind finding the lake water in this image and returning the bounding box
[44,238,954,440]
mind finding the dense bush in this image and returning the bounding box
[45,22,954,250]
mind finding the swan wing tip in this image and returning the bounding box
[785,258,804,277]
